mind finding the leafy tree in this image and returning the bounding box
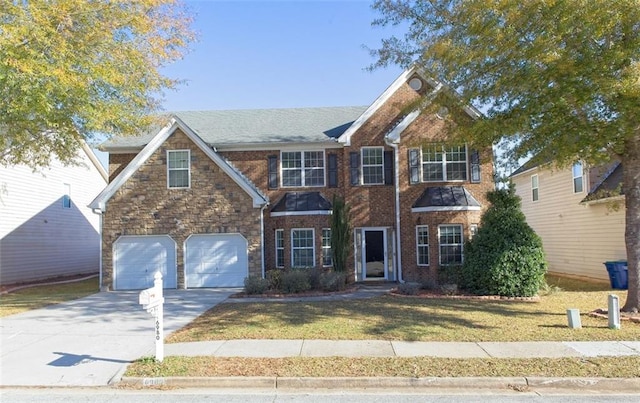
[0,0,194,168]
[370,0,640,311]
[462,185,547,297]
[330,195,351,274]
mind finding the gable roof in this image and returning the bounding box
[101,106,367,152]
[88,118,268,212]
[340,65,482,146]
[581,162,624,204]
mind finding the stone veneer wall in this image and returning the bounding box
[102,129,262,290]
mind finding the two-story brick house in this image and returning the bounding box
[90,67,494,290]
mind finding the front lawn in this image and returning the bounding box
[0,277,98,317]
[167,275,638,343]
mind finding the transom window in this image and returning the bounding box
[416,225,430,266]
[281,151,325,187]
[422,145,467,182]
[322,228,332,267]
[167,150,190,188]
[291,228,315,267]
[438,224,463,266]
[275,229,284,268]
[531,174,539,201]
[361,147,384,185]
[572,162,583,193]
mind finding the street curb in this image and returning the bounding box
[118,376,640,391]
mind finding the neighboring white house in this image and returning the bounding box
[510,160,625,282]
[0,143,108,285]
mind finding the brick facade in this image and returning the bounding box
[99,70,495,289]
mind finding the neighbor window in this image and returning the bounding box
[420,145,467,182]
[281,151,325,187]
[62,183,71,208]
[416,225,430,266]
[167,150,190,188]
[322,228,332,267]
[275,229,284,268]
[531,174,539,201]
[572,162,584,193]
[438,224,463,265]
[291,228,315,267]
[361,147,384,184]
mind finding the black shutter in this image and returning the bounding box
[470,150,481,183]
[408,148,420,184]
[349,152,360,186]
[268,155,278,189]
[384,150,394,185]
[328,153,338,188]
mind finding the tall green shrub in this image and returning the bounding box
[461,184,547,297]
[331,195,351,273]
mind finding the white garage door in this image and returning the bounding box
[113,235,177,290]
[185,234,248,288]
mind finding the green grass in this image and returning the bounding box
[0,277,99,317]
[167,276,636,343]
[126,356,640,378]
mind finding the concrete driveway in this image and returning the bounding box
[0,288,237,386]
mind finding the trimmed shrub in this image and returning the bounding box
[461,185,547,297]
[244,276,270,295]
[319,271,347,292]
[280,270,311,294]
[266,269,283,291]
[397,282,421,295]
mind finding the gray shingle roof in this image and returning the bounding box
[101,106,367,150]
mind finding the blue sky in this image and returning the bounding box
[160,0,404,111]
[95,0,405,166]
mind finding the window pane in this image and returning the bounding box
[423,164,443,181]
[281,152,301,168]
[282,170,302,187]
[304,168,325,186]
[322,228,332,266]
[169,170,189,188]
[446,162,467,181]
[416,226,429,266]
[362,166,384,184]
[439,225,463,266]
[168,151,189,169]
[304,151,324,168]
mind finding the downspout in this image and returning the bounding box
[91,207,104,291]
[385,138,404,283]
[260,204,267,279]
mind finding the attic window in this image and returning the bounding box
[167,150,190,189]
[409,77,423,91]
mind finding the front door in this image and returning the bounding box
[354,228,388,281]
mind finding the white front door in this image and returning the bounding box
[354,228,389,281]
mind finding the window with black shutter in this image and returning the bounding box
[349,152,360,186]
[327,153,338,188]
[408,149,420,184]
[470,150,481,183]
[384,150,394,185]
[268,155,278,189]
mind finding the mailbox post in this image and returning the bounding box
[139,271,164,362]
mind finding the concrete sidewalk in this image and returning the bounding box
[165,339,640,359]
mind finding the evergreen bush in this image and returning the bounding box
[244,276,270,295]
[461,184,547,297]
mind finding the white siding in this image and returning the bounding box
[0,149,107,284]
[512,166,625,282]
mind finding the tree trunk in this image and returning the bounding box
[622,131,640,312]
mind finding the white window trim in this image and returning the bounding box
[291,228,315,268]
[62,183,71,209]
[322,228,332,267]
[438,224,464,266]
[361,146,385,185]
[280,150,326,188]
[531,174,539,202]
[167,149,191,189]
[572,162,584,194]
[420,144,468,182]
[275,229,284,268]
[416,225,430,267]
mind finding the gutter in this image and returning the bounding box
[385,137,404,283]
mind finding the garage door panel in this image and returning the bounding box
[113,236,177,290]
[185,234,248,288]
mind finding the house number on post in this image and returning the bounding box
[139,271,164,362]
